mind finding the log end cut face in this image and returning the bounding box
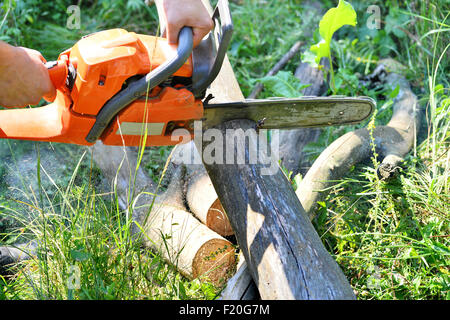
[192,239,236,286]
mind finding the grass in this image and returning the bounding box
[0,0,449,300]
[0,143,219,300]
[304,0,450,300]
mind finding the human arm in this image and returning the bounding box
[0,41,55,107]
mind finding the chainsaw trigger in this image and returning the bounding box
[203,93,215,105]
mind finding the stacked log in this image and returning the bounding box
[185,163,234,237]
[92,142,236,286]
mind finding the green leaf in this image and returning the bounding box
[388,85,400,99]
[257,71,309,98]
[310,0,357,64]
[25,14,34,24]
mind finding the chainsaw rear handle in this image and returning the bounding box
[84,26,194,143]
[3,59,69,108]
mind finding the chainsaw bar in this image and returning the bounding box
[202,96,376,129]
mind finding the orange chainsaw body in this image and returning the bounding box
[0,29,202,146]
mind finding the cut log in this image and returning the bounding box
[91,142,236,285]
[185,163,234,237]
[90,143,155,212]
[296,66,419,218]
[135,175,236,285]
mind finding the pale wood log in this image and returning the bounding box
[91,142,236,285]
[135,166,236,284]
[296,67,419,218]
[91,143,155,212]
[185,163,234,236]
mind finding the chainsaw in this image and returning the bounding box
[0,0,375,147]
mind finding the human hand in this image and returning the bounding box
[0,43,55,108]
[161,0,214,48]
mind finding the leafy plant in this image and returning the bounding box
[306,0,357,93]
[257,71,309,98]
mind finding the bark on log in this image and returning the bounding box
[200,119,355,300]
[92,142,236,285]
[296,67,419,218]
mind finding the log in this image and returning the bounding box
[0,241,37,277]
[200,118,355,299]
[135,165,236,284]
[296,64,419,218]
[91,142,236,285]
[185,162,234,237]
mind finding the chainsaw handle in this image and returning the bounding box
[85,26,194,143]
[43,60,68,102]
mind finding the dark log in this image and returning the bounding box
[200,118,355,299]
